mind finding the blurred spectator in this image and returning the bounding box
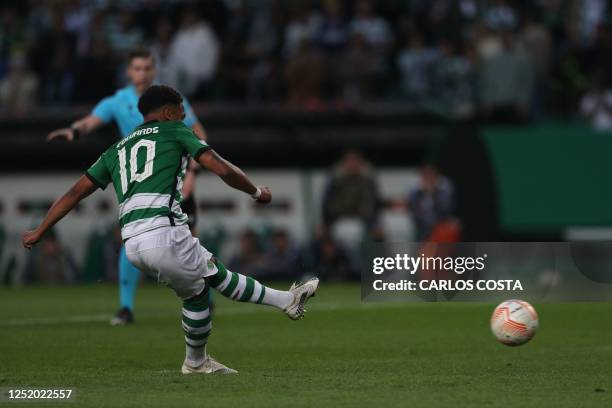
[315,0,348,53]
[104,10,144,56]
[479,32,534,121]
[402,164,457,241]
[82,224,121,283]
[285,39,325,107]
[580,72,612,131]
[0,0,608,116]
[349,0,392,92]
[432,40,475,117]
[30,10,77,105]
[199,224,227,258]
[64,0,92,56]
[244,1,283,101]
[397,31,437,101]
[350,0,392,50]
[519,13,551,82]
[474,23,503,60]
[227,229,265,277]
[0,7,27,63]
[483,0,518,32]
[519,12,552,116]
[72,37,116,102]
[581,23,612,80]
[284,5,319,57]
[167,7,219,96]
[150,19,175,87]
[0,52,38,116]
[579,0,608,45]
[322,151,381,238]
[260,229,301,279]
[308,229,357,281]
[25,230,78,284]
[338,33,376,102]
[245,0,281,59]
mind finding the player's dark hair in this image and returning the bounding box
[138,85,183,116]
[128,48,153,64]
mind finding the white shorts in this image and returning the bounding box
[124,225,218,299]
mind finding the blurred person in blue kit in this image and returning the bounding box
[397,163,459,243]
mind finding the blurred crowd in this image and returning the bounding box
[0,0,611,120]
[0,152,458,284]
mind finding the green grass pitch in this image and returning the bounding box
[1,283,611,407]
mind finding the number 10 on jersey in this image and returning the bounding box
[118,139,156,194]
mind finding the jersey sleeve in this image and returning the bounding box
[91,96,115,124]
[176,128,211,160]
[85,154,111,190]
[182,97,198,128]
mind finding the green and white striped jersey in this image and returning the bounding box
[86,120,210,240]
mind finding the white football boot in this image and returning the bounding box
[283,277,319,320]
[181,356,238,375]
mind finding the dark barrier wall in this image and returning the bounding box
[0,106,443,171]
[435,124,499,241]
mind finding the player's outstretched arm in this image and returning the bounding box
[198,150,271,203]
[47,115,104,142]
[22,176,98,249]
[191,122,208,141]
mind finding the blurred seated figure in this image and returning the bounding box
[227,229,265,277]
[25,229,78,284]
[308,228,358,281]
[321,150,381,248]
[394,164,459,242]
[260,229,301,280]
[199,224,227,258]
[82,223,121,283]
[580,71,612,131]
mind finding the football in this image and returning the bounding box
[491,300,539,346]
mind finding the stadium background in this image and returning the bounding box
[2,0,611,285]
[2,1,612,407]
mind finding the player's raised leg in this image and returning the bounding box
[208,259,319,320]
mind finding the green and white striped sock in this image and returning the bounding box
[182,288,211,367]
[208,260,293,310]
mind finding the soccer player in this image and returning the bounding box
[22,85,319,374]
[47,49,206,325]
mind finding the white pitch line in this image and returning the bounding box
[0,313,112,326]
[0,302,412,327]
